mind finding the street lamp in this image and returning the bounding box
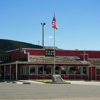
[41,23,46,48]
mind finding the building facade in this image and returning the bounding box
[0,48,100,80]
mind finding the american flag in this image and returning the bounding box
[52,14,58,29]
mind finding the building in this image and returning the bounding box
[0,48,100,80]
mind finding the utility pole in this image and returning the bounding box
[41,23,46,48]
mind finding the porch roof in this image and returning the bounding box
[29,57,90,65]
[0,57,90,66]
[89,60,100,65]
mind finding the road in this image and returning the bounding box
[0,82,100,100]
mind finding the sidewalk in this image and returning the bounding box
[69,80,100,86]
[11,80,100,85]
[1,79,100,85]
[12,80,45,84]
[0,79,45,84]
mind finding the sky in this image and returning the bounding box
[0,0,100,50]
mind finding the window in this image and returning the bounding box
[44,66,51,74]
[30,66,36,74]
[55,66,59,74]
[74,67,81,75]
[54,66,67,74]
[38,66,44,74]
[26,67,29,74]
[68,66,74,74]
[68,66,81,75]
[61,66,67,74]
[21,66,29,75]
[82,67,87,74]
[96,67,100,75]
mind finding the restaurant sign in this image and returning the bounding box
[45,49,56,56]
[0,54,11,61]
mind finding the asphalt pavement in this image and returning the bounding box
[0,80,100,100]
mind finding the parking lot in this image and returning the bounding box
[0,81,100,100]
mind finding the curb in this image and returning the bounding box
[11,81,45,84]
[23,82,31,84]
[12,81,23,84]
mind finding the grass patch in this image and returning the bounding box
[36,79,52,83]
[36,79,68,83]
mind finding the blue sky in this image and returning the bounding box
[0,0,100,50]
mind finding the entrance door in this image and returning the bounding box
[89,67,96,80]
[11,66,14,80]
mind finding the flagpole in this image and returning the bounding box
[54,28,55,75]
[52,11,58,75]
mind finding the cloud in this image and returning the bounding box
[48,36,54,39]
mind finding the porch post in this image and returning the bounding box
[67,66,69,79]
[95,66,96,80]
[36,65,38,80]
[16,62,18,80]
[91,66,92,80]
[10,65,11,80]
[4,65,6,80]
[88,65,92,80]
[81,66,82,80]
[87,66,89,80]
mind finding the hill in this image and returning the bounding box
[0,39,43,53]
